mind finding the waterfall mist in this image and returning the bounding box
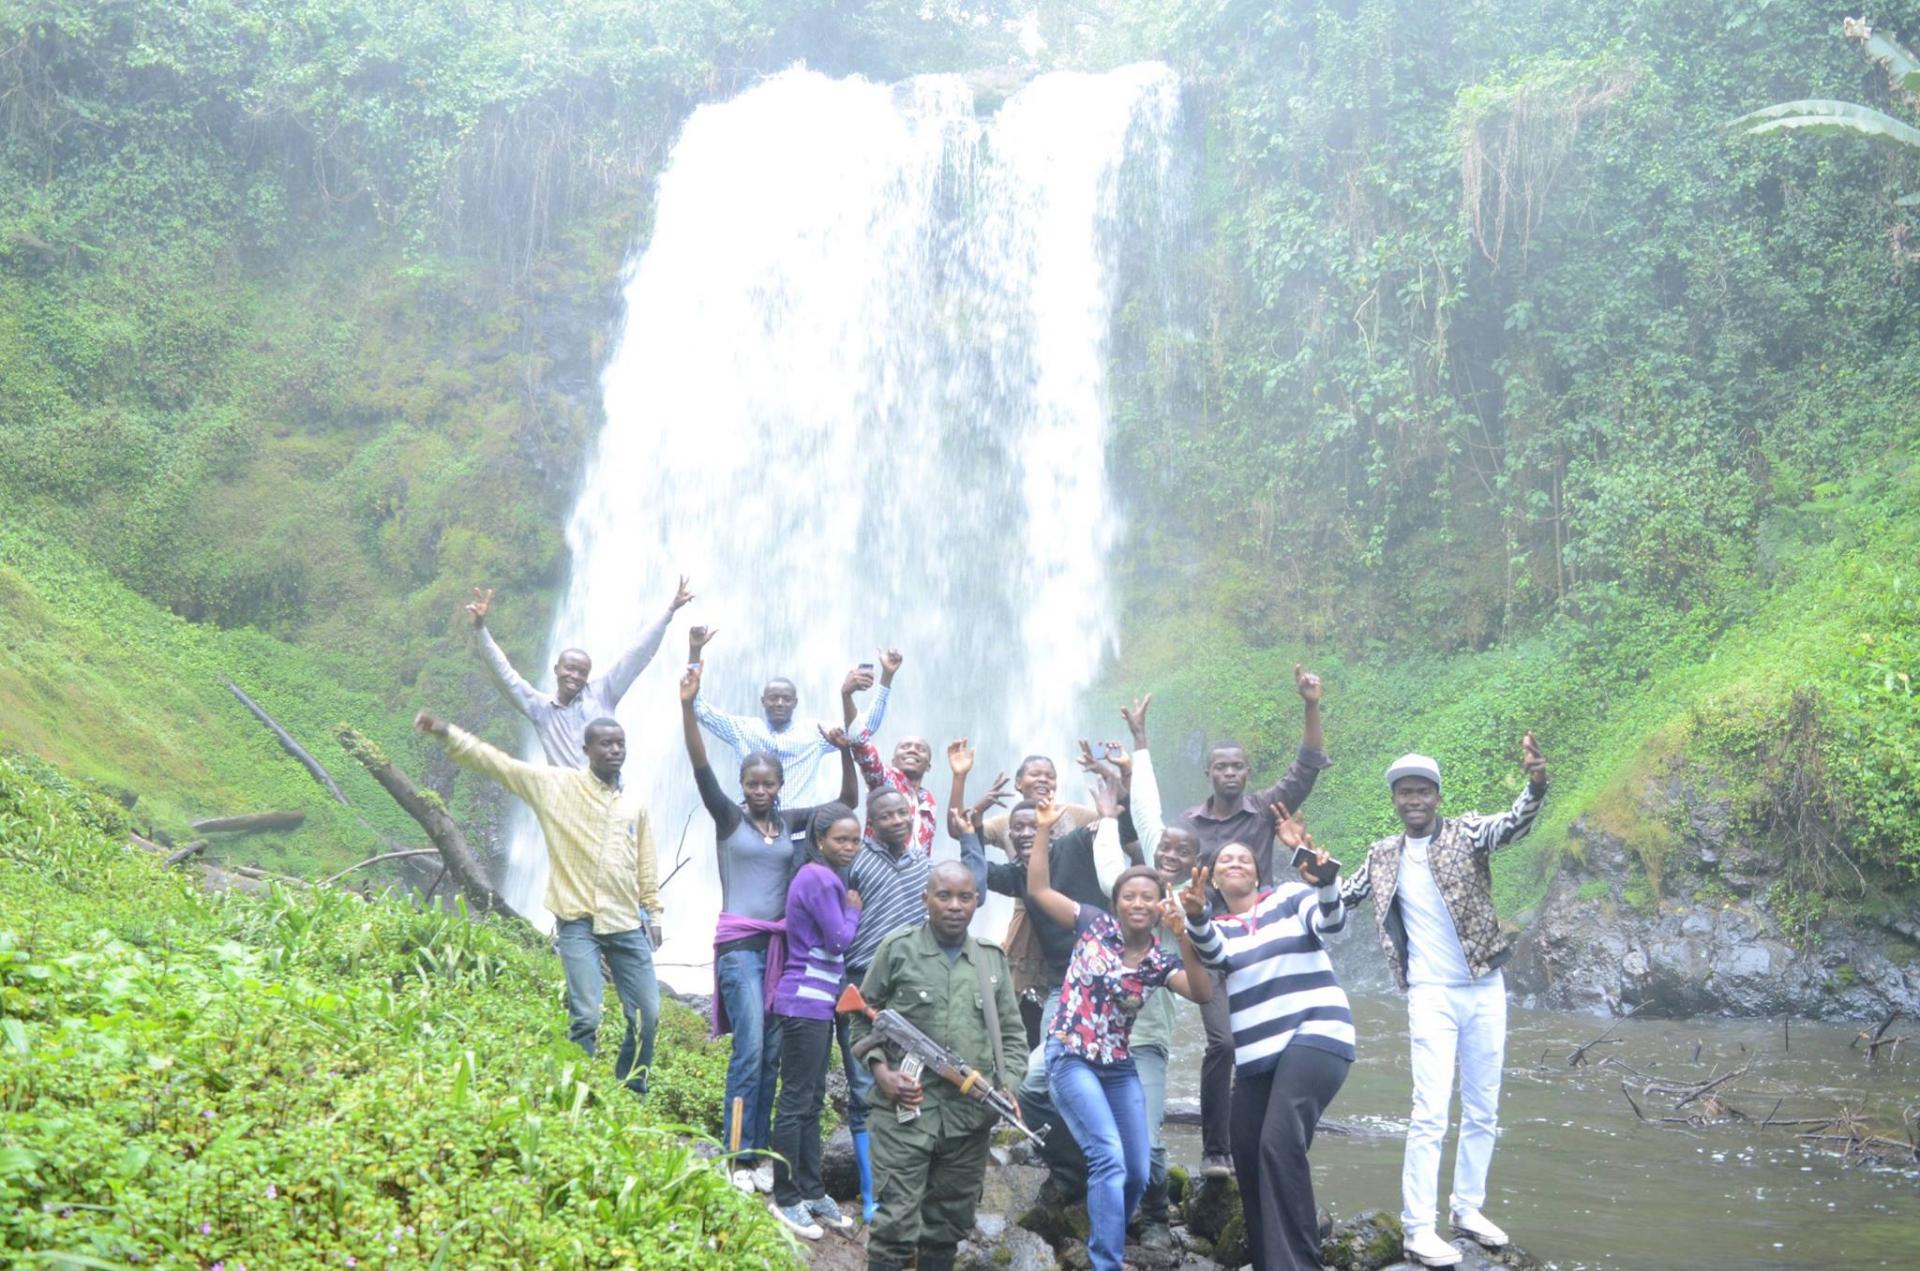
[502,63,1182,986]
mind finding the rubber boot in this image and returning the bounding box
[914,1248,956,1271]
[851,1129,877,1223]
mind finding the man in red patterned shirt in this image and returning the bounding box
[848,649,939,854]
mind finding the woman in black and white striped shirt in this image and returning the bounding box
[1184,807,1353,1271]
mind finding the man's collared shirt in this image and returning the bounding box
[844,833,932,974]
[1179,744,1332,882]
[694,684,890,800]
[445,726,659,933]
[852,735,937,853]
[472,604,672,769]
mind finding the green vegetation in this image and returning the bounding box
[1099,0,1920,918]
[0,751,782,1268]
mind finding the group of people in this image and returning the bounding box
[413,577,1550,1271]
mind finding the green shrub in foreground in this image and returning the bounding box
[0,752,797,1269]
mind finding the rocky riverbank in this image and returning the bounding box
[802,1148,1548,1271]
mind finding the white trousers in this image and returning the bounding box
[1400,972,1507,1233]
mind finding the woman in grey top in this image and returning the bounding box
[681,663,856,1194]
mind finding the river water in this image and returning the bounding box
[1162,992,1920,1269]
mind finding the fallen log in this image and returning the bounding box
[163,840,209,867]
[221,676,350,805]
[334,725,518,920]
[192,811,307,834]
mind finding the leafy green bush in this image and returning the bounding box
[0,751,789,1269]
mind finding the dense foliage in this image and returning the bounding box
[1097,0,1920,909]
[0,752,776,1269]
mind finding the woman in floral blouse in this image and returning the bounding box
[1030,790,1212,1271]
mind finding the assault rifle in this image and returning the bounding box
[836,984,1045,1147]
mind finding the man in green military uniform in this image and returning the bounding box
[854,860,1028,1271]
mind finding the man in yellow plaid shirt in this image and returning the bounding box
[416,709,662,1091]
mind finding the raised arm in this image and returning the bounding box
[602,574,694,700]
[1463,732,1549,855]
[846,648,900,741]
[680,665,741,828]
[1159,894,1214,1004]
[465,589,542,718]
[1179,865,1227,969]
[417,710,548,806]
[1119,695,1165,858]
[818,725,859,808]
[1254,664,1333,814]
[1086,771,1131,895]
[1024,799,1081,928]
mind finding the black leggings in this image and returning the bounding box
[1230,1044,1350,1271]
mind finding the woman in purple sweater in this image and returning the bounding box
[767,801,865,1240]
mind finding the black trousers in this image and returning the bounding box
[1230,1044,1350,1271]
[1199,968,1234,1158]
[771,1015,835,1207]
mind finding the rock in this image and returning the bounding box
[1379,1236,1544,1271]
[1321,1209,1402,1271]
[821,1125,859,1201]
[957,1218,1058,1271]
[1211,1211,1249,1267]
[1057,1237,1093,1270]
[1182,1172,1242,1243]
[978,1162,1048,1221]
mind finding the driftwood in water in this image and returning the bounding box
[333,725,518,919]
[192,810,307,834]
[221,676,350,805]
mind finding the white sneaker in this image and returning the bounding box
[807,1195,855,1232]
[730,1167,757,1194]
[1404,1227,1464,1266]
[769,1199,823,1240]
[752,1160,776,1194]
[1451,1208,1509,1248]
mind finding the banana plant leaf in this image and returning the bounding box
[1731,99,1920,151]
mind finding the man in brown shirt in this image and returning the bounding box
[1177,663,1330,1176]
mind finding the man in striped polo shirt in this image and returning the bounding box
[834,787,931,1220]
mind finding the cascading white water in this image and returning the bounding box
[501,63,1181,986]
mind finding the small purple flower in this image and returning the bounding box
[212,1262,225,1271]
[265,1184,278,1200]
[345,1258,357,1268]
[202,1109,215,1120]
[199,1221,211,1235]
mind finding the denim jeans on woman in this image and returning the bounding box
[1045,1039,1149,1271]
[555,915,659,1092]
[716,944,781,1158]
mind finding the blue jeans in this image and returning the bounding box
[834,997,877,1133]
[1134,1044,1169,1224]
[556,917,659,1092]
[1046,1040,1149,1271]
[1019,991,1063,1098]
[716,946,780,1157]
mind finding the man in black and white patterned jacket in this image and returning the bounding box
[1341,734,1548,1267]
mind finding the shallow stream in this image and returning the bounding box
[1162,993,1920,1269]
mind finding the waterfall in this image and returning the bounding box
[502,63,1182,986]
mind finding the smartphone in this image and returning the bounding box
[1290,845,1314,870]
[858,662,875,675]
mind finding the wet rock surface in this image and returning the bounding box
[1508,781,1920,1020]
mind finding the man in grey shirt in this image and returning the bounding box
[465,576,694,767]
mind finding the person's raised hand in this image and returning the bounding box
[1101,740,1132,780]
[1090,769,1123,821]
[1297,836,1340,888]
[679,664,702,703]
[948,738,975,776]
[841,665,875,695]
[969,772,1009,819]
[1522,730,1548,788]
[947,806,975,840]
[670,575,695,611]
[689,625,718,655]
[414,709,449,737]
[1179,864,1212,919]
[1076,738,1118,782]
[1035,797,1065,830]
[819,724,852,751]
[1294,663,1322,705]
[465,587,494,629]
[1158,893,1185,929]
[879,648,904,682]
[1120,692,1152,748]
[1272,801,1306,851]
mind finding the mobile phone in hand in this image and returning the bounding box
[858,662,875,675]
[1290,845,1314,870]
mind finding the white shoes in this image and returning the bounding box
[1403,1226,1464,1266]
[1451,1208,1509,1248]
[730,1167,757,1195]
[753,1160,776,1194]
[769,1199,823,1240]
